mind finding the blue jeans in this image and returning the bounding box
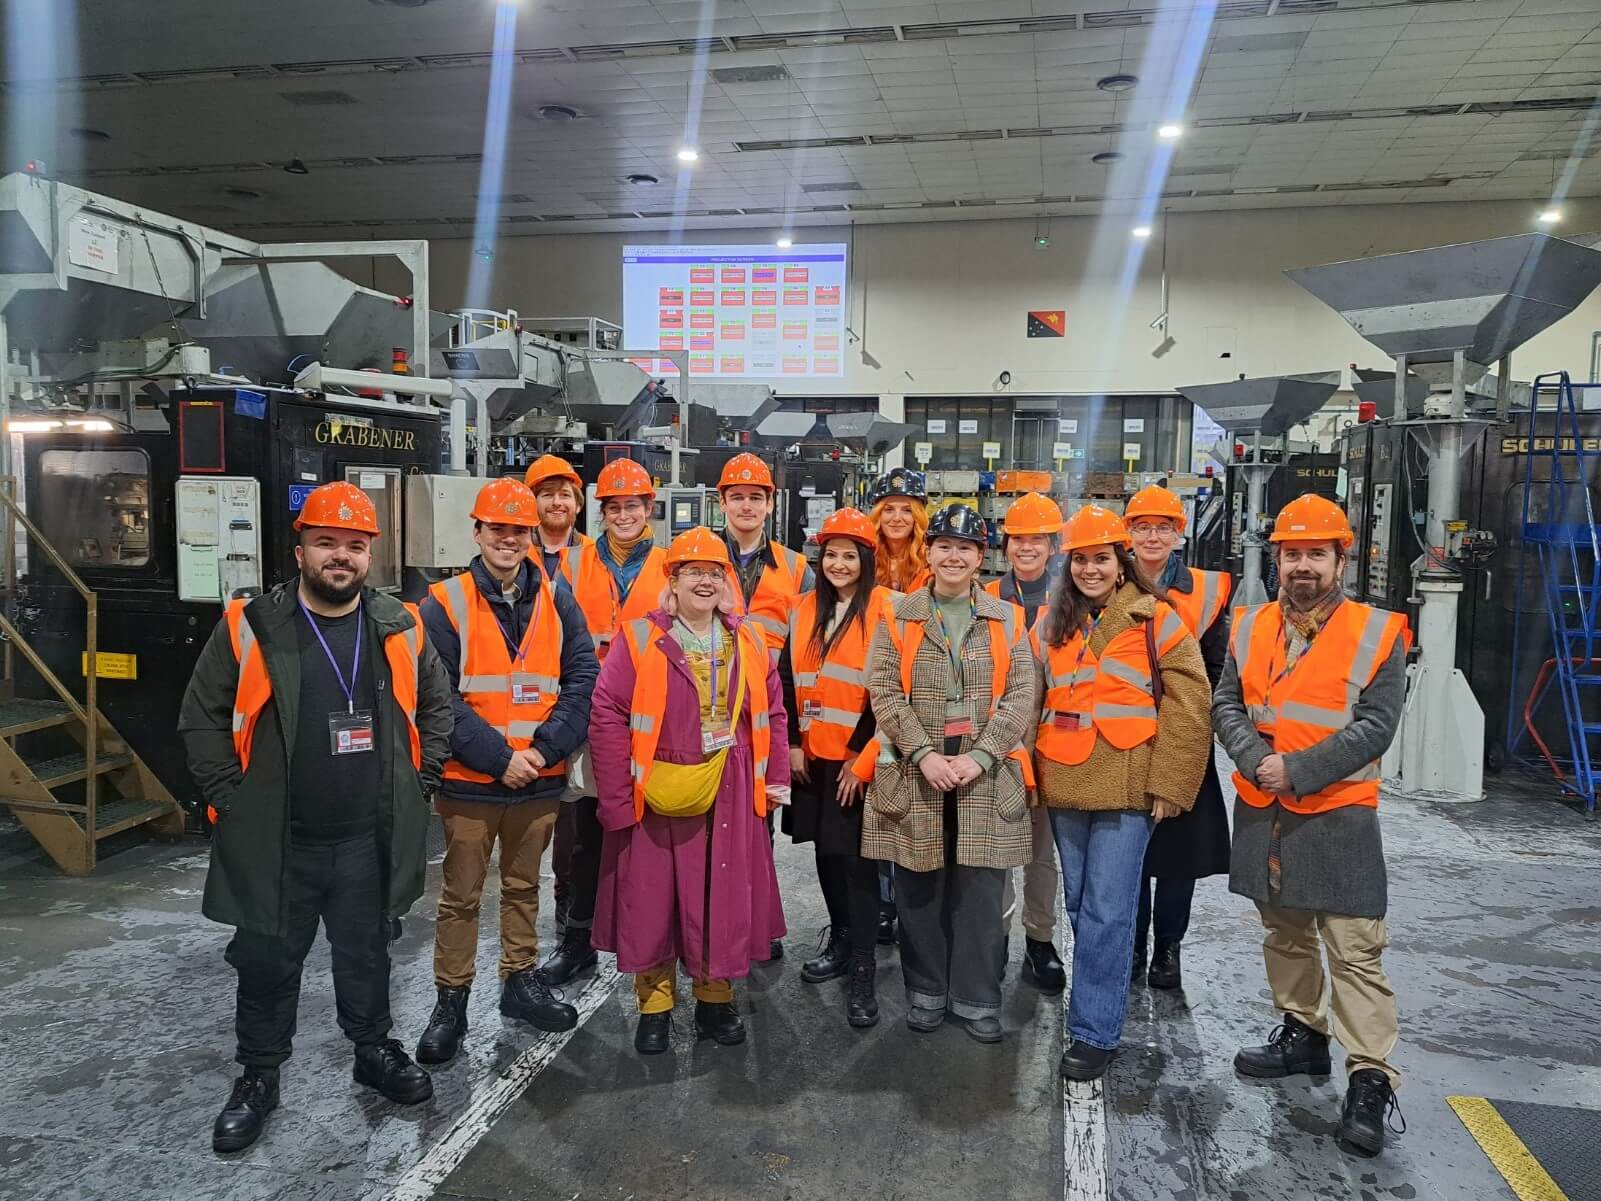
[1050,809,1156,1050]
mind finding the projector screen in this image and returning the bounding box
[622,242,848,379]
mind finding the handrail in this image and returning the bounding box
[0,476,98,835]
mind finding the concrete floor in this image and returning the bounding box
[1,771,1598,1201]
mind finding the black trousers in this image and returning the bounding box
[815,849,882,962]
[551,796,603,929]
[225,835,392,1070]
[1135,875,1195,949]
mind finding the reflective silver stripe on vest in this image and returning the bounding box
[1345,606,1394,710]
[1231,603,1263,664]
[631,712,655,733]
[751,612,789,640]
[505,720,544,740]
[751,708,770,729]
[562,544,584,583]
[458,674,510,693]
[1100,655,1152,694]
[630,760,646,780]
[1155,608,1186,648]
[810,705,863,729]
[1094,702,1158,720]
[795,671,819,688]
[627,618,656,657]
[1040,708,1092,726]
[1279,698,1351,728]
[1343,762,1381,783]
[1199,570,1225,632]
[437,574,473,676]
[818,662,865,688]
[1248,703,1276,726]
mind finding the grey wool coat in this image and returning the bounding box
[1212,596,1406,918]
[862,584,1041,873]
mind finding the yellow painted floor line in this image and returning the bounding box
[1447,1096,1569,1201]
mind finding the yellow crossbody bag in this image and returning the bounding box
[643,651,749,818]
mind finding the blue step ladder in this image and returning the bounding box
[1509,371,1601,813]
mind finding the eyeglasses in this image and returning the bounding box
[676,567,724,582]
[1128,523,1177,539]
[604,499,649,516]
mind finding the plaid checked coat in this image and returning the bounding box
[862,585,1040,872]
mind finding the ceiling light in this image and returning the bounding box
[66,419,115,431]
[626,173,660,186]
[283,157,310,175]
[537,104,579,122]
[1092,151,1124,166]
[1097,74,1138,93]
[677,147,700,164]
[1132,225,1152,239]
[7,419,62,433]
[1157,124,1184,141]
[776,236,793,249]
[69,127,111,143]
[1537,208,1562,225]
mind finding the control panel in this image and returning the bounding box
[1366,482,1393,598]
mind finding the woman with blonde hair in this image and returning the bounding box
[869,467,931,594]
[589,526,789,1055]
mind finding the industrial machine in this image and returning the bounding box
[1290,232,1601,801]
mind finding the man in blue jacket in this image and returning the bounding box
[414,478,599,1064]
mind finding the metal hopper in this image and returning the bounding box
[1286,233,1601,396]
[825,411,917,457]
[1177,372,1341,436]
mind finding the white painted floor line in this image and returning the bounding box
[378,959,622,1201]
[1063,1078,1109,1201]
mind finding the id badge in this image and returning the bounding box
[702,720,735,755]
[944,701,973,738]
[510,673,542,707]
[1053,712,1083,731]
[801,699,822,720]
[329,709,375,755]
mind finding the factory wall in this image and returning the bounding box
[386,198,1601,397]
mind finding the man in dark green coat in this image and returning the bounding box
[179,482,452,1154]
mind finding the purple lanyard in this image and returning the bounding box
[497,588,535,669]
[300,599,363,714]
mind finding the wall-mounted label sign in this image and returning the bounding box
[982,441,1001,459]
[1059,419,1078,435]
[1123,442,1142,460]
[1053,441,1073,459]
[927,419,947,434]
[1124,418,1145,433]
[959,419,979,434]
[913,442,933,464]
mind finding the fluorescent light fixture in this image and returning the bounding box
[1132,225,1152,239]
[776,235,794,249]
[7,419,61,433]
[1157,124,1183,141]
[677,146,700,164]
[1537,208,1562,225]
[66,419,115,431]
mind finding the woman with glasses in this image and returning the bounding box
[590,527,790,1056]
[864,504,1038,1044]
[781,508,893,1028]
[1122,486,1233,992]
[1034,505,1211,1081]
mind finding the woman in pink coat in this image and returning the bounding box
[591,526,790,1055]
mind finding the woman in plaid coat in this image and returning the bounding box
[863,504,1039,1044]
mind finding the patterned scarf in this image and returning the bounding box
[1278,585,1343,671]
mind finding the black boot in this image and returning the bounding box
[415,985,470,1065]
[1233,1014,1333,1079]
[634,1011,671,1055]
[1339,1069,1402,1154]
[500,966,578,1032]
[694,999,747,1045]
[352,1039,433,1104]
[1148,940,1182,990]
[1059,1042,1114,1082]
[536,925,598,988]
[1022,938,1066,994]
[845,958,880,1029]
[769,938,785,961]
[876,910,897,945]
[801,925,851,984]
[1131,939,1148,984]
[212,1068,279,1153]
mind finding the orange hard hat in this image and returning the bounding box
[664,526,732,570]
[1270,493,1355,547]
[472,477,538,527]
[1061,503,1133,553]
[294,481,381,536]
[1002,492,1063,536]
[595,457,655,500]
[718,452,774,492]
[523,454,582,495]
[1124,484,1187,532]
[817,507,877,549]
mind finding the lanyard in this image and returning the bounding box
[1062,612,1101,707]
[677,619,731,717]
[932,590,978,680]
[496,585,537,669]
[300,599,363,715]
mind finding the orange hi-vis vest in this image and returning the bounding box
[1167,566,1232,638]
[725,541,808,653]
[527,531,595,589]
[571,541,670,662]
[870,598,1036,787]
[225,599,423,776]
[1034,602,1189,766]
[620,616,772,822]
[429,570,566,784]
[790,586,893,761]
[1231,598,1407,815]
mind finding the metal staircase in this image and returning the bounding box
[0,480,183,872]
[1510,373,1601,814]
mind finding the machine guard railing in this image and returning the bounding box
[0,476,100,821]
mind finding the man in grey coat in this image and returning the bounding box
[1212,494,1408,1156]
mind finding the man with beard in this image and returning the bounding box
[180,481,454,1154]
[523,454,593,596]
[1212,494,1408,1155]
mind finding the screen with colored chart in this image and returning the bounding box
[621,243,848,379]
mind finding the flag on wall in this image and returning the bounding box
[1027,310,1066,338]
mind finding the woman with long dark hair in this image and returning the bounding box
[1033,505,1212,1081]
[781,509,893,1027]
